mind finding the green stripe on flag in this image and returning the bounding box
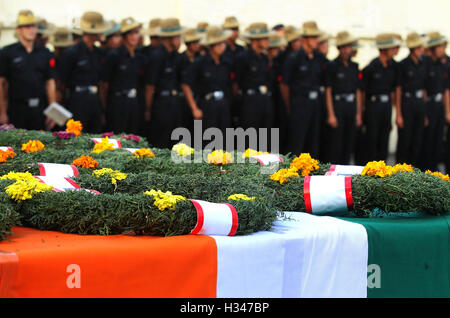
[340,215,450,298]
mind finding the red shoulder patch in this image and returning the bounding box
[277,75,283,83]
[49,58,56,68]
[358,72,363,80]
[230,72,235,80]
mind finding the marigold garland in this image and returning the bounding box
[0,149,16,163]
[362,161,414,178]
[21,140,45,153]
[65,119,83,137]
[92,137,115,154]
[72,155,99,169]
[143,189,186,211]
[207,150,233,165]
[425,170,450,182]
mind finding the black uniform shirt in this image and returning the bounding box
[101,45,147,92]
[59,40,105,89]
[182,52,232,98]
[423,55,449,95]
[398,55,427,93]
[325,57,360,94]
[361,57,398,95]
[281,49,324,95]
[0,42,56,102]
[234,48,272,92]
[222,43,245,66]
[144,45,182,93]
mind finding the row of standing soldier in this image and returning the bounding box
[0,10,449,173]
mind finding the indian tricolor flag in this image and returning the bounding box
[0,213,448,297]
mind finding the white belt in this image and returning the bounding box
[246,86,271,96]
[75,85,98,94]
[28,98,40,108]
[428,93,443,102]
[370,94,389,103]
[205,91,225,101]
[404,90,424,99]
[115,88,137,98]
[309,91,319,100]
[334,94,355,103]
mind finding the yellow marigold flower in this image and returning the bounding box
[144,189,186,211]
[228,194,256,201]
[133,148,155,159]
[65,119,83,137]
[242,148,269,159]
[92,168,127,186]
[21,140,45,153]
[425,170,450,182]
[207,150,233,165]
[362,161,394,178]
[92,137,115,154]
[172,143,194,156]
[289,153,319,176]
[0,149,16,163]
[392,163,414,174]
[270,167,299,184]
[1,171,53,201]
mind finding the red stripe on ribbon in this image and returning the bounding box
[326,164,337,176]
[278,156,284,162]
[189,200,205,235]
[71,165,79,177]
[38,163,46,176]
[304,176,312,213]
[64,177,81,189]
[344,176,353,211]
[225,203,238,236]
[91,138,99,144]
[116,140,122,149]
[254,157,265,166]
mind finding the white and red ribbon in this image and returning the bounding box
[0,146,14,152]
[38,163,79,178]
[304,176,353,215]
[190,199,238,236]
[34,176,81,192]
[325,165,364,176]
[250,154,283,166]
[90,138,122,149]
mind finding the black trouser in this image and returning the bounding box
[198,98,232,150]
[287,95,321,157]
[239,94,274,152]
[67,91,103,133]
[445,125,450,174]
[9,98,46,130]
[364,101,392,162]
[318,92,329,162]
[272,90,288,155]
[107,94,141,135]
[327,99,357,165]
[396,97,426,166]
[148,95,186,149]
[418,100,445,171]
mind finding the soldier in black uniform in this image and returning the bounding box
[280,21,323,157]
[359,33,400,162]
[235,23,273,151]
[182,26,233,149]
[144,18,186,149]
[0,10,56,130]
[418,32,450,171]
[395,32,427,166]
[275,25,301,69]
[324,31,362,165]
[100,17,146,135]
[101,22,122,51]
[179,28,203,135]
[316,31,330,162]
[59,11,109,133]
[267,34,288,154]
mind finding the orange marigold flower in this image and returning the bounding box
[0,149,16,163]
[290,153,319,176]
[21,140,45,153]
[270,167,299,184]
[72,155,99,169]
[65,119,83,137]
[207,150,233,165]
[425,170,450,182]
[133,148,155,159]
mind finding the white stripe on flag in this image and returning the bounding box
[326,165,364,176]
[250,154,283,166]
[213,213,368,298]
